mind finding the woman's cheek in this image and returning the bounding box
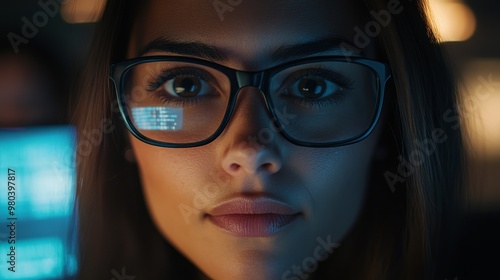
[291,144,375,240]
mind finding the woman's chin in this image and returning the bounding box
[198,262,288,280]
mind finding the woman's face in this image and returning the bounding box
[127,0,382,279]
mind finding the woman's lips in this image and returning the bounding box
[207,214,300,237]
[206,197,301,237]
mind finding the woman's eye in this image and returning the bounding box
[290,76,341,99]
[163,76,204,98]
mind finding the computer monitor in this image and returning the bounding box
[0,126,77,280]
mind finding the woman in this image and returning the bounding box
[72,0,467,279]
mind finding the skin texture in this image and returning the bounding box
[127,1,383,279]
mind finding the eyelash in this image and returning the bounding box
[281,68,355,109]
[144,66,354,108]
[146,68,212,106]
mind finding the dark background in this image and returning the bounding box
[1,0,499,279]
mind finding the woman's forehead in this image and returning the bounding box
[128,0,377,69]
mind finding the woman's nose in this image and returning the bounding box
[219,87,284,176]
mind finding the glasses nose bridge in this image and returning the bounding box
[231,71,276,124]
[234,70,269,106]
[235,70,265,90]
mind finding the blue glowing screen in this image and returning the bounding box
[131,107,183,130]
[0,126,77,279]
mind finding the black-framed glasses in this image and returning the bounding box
[110,55,391,148]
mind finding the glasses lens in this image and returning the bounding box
[122,61,231,144]
[269,61,380,144]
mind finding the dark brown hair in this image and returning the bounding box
[71,0,467,279]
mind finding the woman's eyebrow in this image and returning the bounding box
[138,37,361,63]
[138,37,229,62]
[271,38,362,63]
